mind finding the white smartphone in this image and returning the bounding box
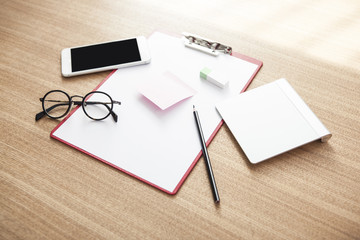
[61,36,151,77]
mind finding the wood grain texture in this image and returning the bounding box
[1,0,359,239]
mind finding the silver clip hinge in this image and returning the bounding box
[182,32,232,56]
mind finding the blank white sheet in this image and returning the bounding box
[51,32,260,194]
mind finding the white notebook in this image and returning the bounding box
[216,78,331,164]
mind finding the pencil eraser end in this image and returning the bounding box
[200,67,229,88]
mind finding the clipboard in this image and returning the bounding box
[51,31,263,194]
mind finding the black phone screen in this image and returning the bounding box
[71,39,141,72]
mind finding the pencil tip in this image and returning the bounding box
[193,105,196,111]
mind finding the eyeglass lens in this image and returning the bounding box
[83,92,113,120]
[43,91,70,118]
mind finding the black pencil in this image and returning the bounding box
[193,105,220,203]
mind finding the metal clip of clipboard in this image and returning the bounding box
[182,32,232,56]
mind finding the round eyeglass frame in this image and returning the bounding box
[82,91,114,121]
[41,90,116,121]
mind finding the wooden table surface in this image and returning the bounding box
[1,0,359,239]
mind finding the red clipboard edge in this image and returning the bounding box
[50,133,175,195]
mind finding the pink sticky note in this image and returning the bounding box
[138,71,197,110]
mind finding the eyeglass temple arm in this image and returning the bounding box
[35,100,121,122]
[108,101,121,122]
[35,102,71,121]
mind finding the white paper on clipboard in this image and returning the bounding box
[51,31,262,194]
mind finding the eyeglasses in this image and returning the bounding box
[35,90,121,122]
